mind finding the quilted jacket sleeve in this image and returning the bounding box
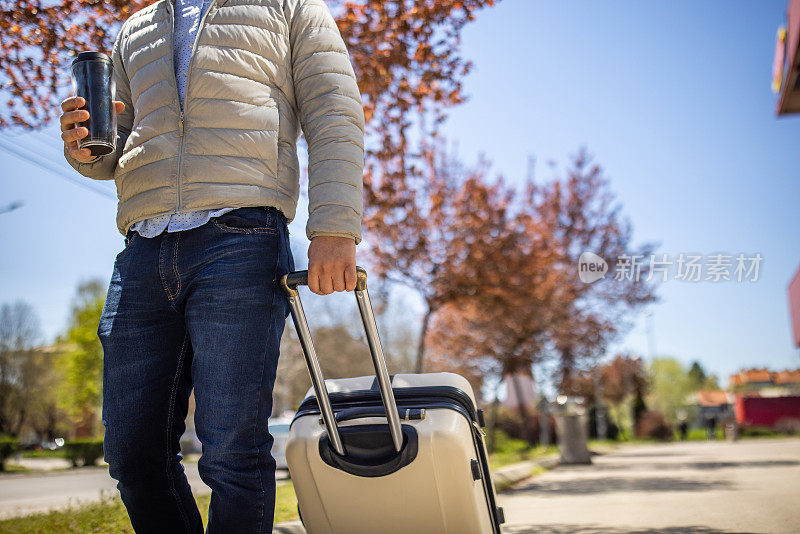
[63,28,134,182]
[287,0,365,244]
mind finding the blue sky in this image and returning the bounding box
[1,0,799,384]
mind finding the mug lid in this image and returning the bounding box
[71,51,112,66]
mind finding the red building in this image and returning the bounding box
[774,0,800,114]
[735,396,800,429]
[729,368,800,429]
[789,265,800,347]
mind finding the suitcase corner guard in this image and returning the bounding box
[318,424,418,477]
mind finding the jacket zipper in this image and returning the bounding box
[169,0,217,212]
[166,1,182,212]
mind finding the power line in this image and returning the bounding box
[0,200,24,214]
[1,129,118,198]
[0,138,117,201]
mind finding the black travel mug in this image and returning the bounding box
[70,51,117,157]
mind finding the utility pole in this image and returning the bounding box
[645,310,657,360]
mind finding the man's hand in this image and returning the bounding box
[307,236,357,295]
[60,96,125,163]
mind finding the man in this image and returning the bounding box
[59,0,364,531]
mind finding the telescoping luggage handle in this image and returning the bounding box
[280,266,404,457]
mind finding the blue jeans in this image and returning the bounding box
[98,207,294,533]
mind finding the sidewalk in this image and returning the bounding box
[498,438,800,533]
[5,457,73,471]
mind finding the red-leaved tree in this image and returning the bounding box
[0,0,498,167]
[425,151,657,442]
[364,136,521,374]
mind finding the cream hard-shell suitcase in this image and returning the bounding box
[280,267,504,534]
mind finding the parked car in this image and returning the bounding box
[179,417,293,471]
[270,417,293,471]
[179,429,202,456]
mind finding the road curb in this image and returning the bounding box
[491,456,560,493]
[273,520,305,533]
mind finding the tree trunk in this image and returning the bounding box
[538,397,551,447]
[414,308,433,374]
[488,387,500,453]
[511,371,533,444]
[593,368,607,440]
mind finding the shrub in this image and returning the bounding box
[493,406,555,446]
[492,428,530,456]
[636,410,673,441]
[739,426,780,438]
[64,439,105,467]
[588,405,620,441]
[0,435,19,471]
[774,418,800,435]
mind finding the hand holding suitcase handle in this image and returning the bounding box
[281,266,367,296]
[280,266,404,457]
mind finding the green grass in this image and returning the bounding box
[0,483,298,533]
[683,428,723,441]
[20,449,67,459]
[488,430,557,470]
[587,438,623,449]
[0,464,30,474]
[739,427,783,438]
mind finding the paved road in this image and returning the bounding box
[0,462,289,519]
[4,438,798,532]
[498,438,800,534]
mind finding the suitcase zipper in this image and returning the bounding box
[295,385,479,424]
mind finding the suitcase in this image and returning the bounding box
[280,267,505,534]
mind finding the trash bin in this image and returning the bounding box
[554,396,592,465]
[724,421,739,442]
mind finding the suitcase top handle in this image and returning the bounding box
[279,266,404,457]
[280,266,368,297]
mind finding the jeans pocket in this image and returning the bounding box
[124,230,137,248]
[212,207,279,235]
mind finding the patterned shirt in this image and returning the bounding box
[131,0,236,238]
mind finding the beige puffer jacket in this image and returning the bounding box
[64,0,365,243]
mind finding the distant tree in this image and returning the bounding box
[365,138,518,374]
[688,361,706,387]
[0,300,40,351]
[274,325,310,416]
[537,151,657,385]
[14,348,68,442]
[687,360,720,390]
[561,354,649,406]
[428,151,657,442]
[56,280,106,438]
[647,357,696,424]
[560,354,649,437]
[0,301,42,437]
[275,311,410,414]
